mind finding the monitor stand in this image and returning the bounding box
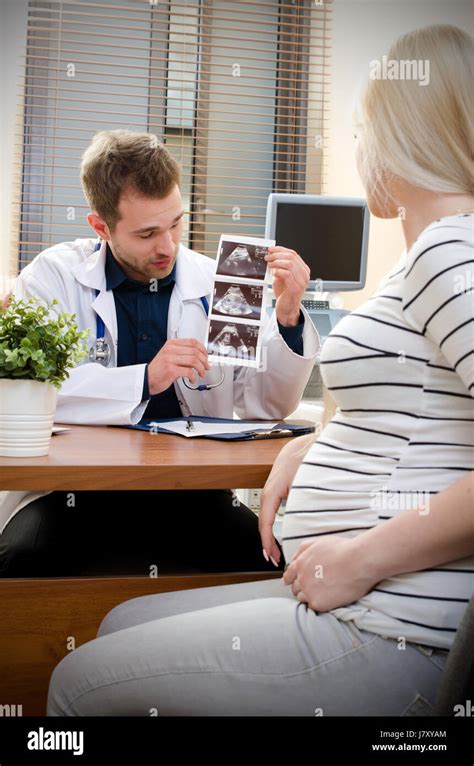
[328,291,345,310]
[300,291,349,347]
[267,289,348,344]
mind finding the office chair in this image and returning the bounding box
[432,594,474,716]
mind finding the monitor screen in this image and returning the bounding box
[265,194,369,291]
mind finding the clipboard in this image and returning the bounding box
[121,416,315,441]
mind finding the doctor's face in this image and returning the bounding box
[105,185,184,282]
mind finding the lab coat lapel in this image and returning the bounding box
[72,240,118,363]
[91,290,117,363]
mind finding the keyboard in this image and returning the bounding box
[302,299,330,310]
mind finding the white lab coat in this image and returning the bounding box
[1,237,319,532]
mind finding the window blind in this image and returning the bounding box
[12,0,331,271]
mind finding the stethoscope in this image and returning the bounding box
[89,241,112,366]
[89,240,225,391]
[181,295,225,391]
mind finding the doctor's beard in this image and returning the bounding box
[108,239,178,283]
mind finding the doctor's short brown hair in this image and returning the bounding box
[80,130,181,229]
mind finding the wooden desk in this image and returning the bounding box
[0,424,299,715]
[0,424,298,490]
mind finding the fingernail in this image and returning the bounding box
[262,548,269,562]
[270,556,279,568]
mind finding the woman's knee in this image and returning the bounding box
[47,636,154,717]
[47,649,89,716]
[97,601,136,637]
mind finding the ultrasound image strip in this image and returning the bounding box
[206,234,275,367]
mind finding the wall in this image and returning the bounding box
[1,0,472,281]
[327,0,473,310]
[0,0,28,278]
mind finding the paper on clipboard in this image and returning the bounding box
[205,234,275,369]
[149,419,281,438]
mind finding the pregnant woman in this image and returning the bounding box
[47,24,473,717]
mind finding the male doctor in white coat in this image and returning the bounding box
[0,130,319,577]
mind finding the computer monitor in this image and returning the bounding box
[265,193,370,291]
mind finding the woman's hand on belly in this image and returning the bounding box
[282,536,378,612]
[259,433,316,566]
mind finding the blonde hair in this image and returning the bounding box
[80,130,181,229]
[354,25,474,211]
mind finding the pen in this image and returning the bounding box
[250,428,292,439]
[186,419,194,431]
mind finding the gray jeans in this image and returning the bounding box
[47,578,449,716]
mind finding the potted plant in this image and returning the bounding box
[0,296,89,457]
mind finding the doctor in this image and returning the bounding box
[1,130,319,577]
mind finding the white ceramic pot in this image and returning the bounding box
[0,379,58,457]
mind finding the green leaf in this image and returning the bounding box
[0,296,90,387]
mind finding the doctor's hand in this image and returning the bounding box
[259,432,316,567]
[265,246,310,327]
[282,536,379,613]
[147,338,210,395]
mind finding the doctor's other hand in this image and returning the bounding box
[265,246,310,327]
[282,536,379,613]
[147,338,210,395]
[259,432,316,567]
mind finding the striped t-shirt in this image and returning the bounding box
[283,213,474,649]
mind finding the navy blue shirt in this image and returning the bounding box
[105,245,181,419]
[105,246,305,419]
